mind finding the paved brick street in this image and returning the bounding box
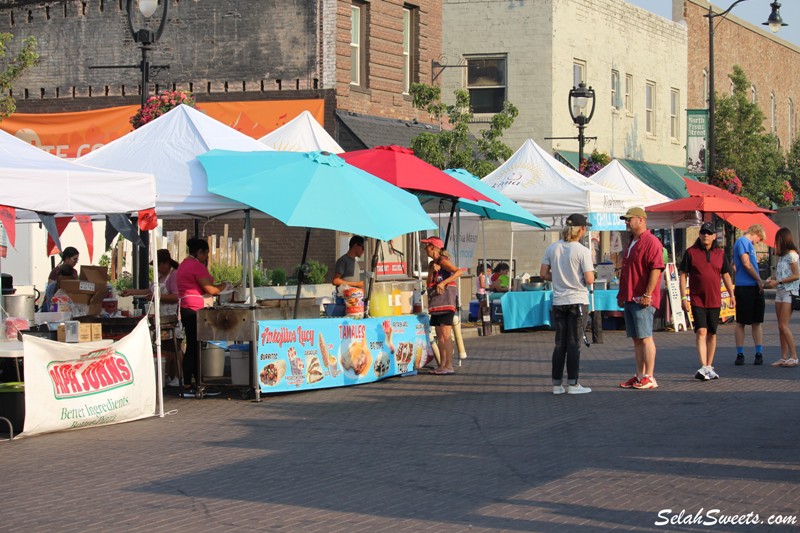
[2,310,799,532]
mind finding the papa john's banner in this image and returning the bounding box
[19,318,156,438]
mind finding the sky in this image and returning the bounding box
[626,0,800,47]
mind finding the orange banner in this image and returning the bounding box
[0,99,325,159]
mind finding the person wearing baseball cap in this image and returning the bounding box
[617,206,665,390]
[540,213,594,394]
[422,236,463,375]
[678,222,735,381]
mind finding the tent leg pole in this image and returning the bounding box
[293,230,310,320]
[152,228,164,418]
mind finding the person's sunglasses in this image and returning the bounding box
[700,230,715,236]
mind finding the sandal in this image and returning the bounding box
[783,358,799,367]
[771,359,789,366]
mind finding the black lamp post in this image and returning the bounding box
[127,0,169,290]
[705,1,786,180]
[568,82,596,170]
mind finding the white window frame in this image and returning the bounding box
[771,93,777,133]
[752,85,757,104]
[572,60,586,117]
[625,73,633,114]
[350,5,361,86]
[670,88,680,140]
[402,7,412,94]
[646,80,656,135]
[611,70,620,110]
[790,98,795,142]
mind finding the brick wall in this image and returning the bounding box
[685,0,800,150]
[334,0,441,123]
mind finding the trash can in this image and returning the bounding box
[0,382,25,434]
[201,344,226,377]
[229,344,250,386]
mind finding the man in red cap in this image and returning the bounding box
[617,207,665,390]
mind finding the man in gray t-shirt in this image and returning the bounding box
[540,213,595,395]
[333,235,365,295]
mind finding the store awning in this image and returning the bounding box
[336,110,442,151]
[556,151,689,199]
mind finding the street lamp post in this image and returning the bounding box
[568,82,597,170]
[705,1,786,180]
[127,0,169,290]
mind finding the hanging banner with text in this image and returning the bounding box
[0,100,325,159]
[686,109,708,177]
[19,319,156,438]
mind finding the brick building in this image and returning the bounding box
[682,0,800,151]
[0,0,442,278]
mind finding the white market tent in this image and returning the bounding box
[78,104,273,219]
[0,128,156,215]
[259,110,343,153]
[481,139,638,231]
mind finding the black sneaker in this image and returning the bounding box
[754,353,764,365]
[735,354,745,366]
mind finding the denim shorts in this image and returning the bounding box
[624,301,656,339]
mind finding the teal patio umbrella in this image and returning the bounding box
[443,168,548,229]
[198,149,436,317]
[199,150,435,241]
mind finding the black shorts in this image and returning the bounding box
[734,286,765,325]
[691,306,721,334]
[429,312,455,327]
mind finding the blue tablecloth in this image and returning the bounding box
[500,290,623,330]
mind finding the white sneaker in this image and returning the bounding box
[705,366,719,379]
[695,367,711,381]
[166,377,181,387]
[553,384,566,395]
[567,383,592,394]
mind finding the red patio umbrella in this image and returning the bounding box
[647,195,774,215]
[682,178,779,246]
[340,145,496,204]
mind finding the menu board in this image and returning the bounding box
[256,314,433,393]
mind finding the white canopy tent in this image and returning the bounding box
[78,104,273,219]
[481,139,638,231]
[78,104,275,407]
[259,110,343,153]
[0,128,156,215]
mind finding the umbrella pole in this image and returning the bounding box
[245,211,261,402]
[453,209,466,363]
[365,240,380,317]
[670,224,677,265]
[151,228,164,418]
[443,202,457,249]
[293,230,311,320]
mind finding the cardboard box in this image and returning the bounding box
[91,323,103,341]
[57,266,109,317]
[78,324,92,343]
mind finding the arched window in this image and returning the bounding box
[790,98,795,142]
[751,85,757,104]
[771,93,777,134]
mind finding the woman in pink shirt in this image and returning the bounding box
[176,238,228,392]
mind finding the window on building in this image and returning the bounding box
[646,81,656,135]
[611,70,620,109]
[752,85,757,104]
[771,93,777,133]
[625,74,633,113]
[703,70,709,108]
[466,56,507,114]
[350,3,367,87]
[790,99,795,142]
[402,6,418,95]
[670,88,680,140]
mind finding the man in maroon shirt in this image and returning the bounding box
[617,207,665,390]
[679,223,736,381]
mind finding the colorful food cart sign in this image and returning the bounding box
[257,315,432,393]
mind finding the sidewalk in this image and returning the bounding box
[1,309,798,532]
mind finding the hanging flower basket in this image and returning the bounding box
[781,180,794,204]
[130,90,197,129]
[710,168,742,195]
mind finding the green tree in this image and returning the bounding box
[0,33,39,119]
[409,83,518,177]
[714,65,787,206]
